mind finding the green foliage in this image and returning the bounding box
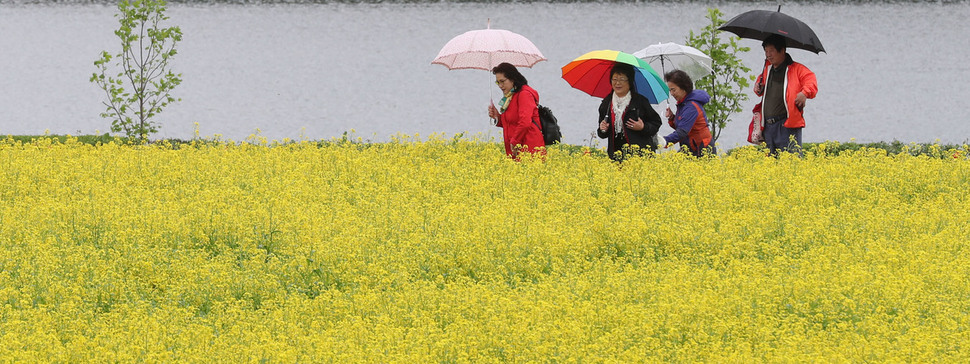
[803,141,970,158]
[2,133,123,145]
[0,134,201,147]
[727,141,970,158]
[91,0,182,142]
[686,8,755,147]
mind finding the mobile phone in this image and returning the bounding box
[625,107,639,122]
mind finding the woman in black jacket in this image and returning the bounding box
[596,63,662,161]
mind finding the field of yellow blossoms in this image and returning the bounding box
[1,135,969,361]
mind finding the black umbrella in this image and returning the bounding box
[718,6,825,54]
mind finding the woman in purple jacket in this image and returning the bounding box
[663,70,712,156]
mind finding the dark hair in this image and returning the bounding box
[610,63,637,94]
[762,34,787,52]
[664,69,693,94]
[492,62,528,89]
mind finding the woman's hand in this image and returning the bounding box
[488,104,499,120]
[599,119,609,132]
[625,117,645,131]
[665,108,674,121]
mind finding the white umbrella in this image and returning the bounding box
[633,42,713,112]
[632,42,713,83]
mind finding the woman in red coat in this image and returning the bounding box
[487,62,545,159]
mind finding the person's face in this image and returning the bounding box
[495,73,513,94]
[611,73,630,97]
[667,81,687,102]
[764,44,785,67]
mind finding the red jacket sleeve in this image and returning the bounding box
[794,64,818,99]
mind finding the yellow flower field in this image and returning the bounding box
[1,135,968,361]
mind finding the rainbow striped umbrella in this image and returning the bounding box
[561,50,669,104]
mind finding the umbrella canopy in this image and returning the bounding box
[432,23,546,70]
[561,50,669,104]
[632,42,713,82]
[718,8,825,54]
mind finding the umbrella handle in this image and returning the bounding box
[660,58,676,109]
[488,74,496,125]
[488,100,499,126]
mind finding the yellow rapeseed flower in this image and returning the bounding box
[0,137,968,361]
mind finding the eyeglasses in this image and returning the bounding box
[495,78,510,86]
[611,77,629,84]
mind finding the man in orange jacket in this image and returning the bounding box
[754,34,818,155]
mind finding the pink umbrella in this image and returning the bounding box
[432,20,546,70]
[433,20,545,126]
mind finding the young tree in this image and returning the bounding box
[91,0,182,142]
[686,8,754,148]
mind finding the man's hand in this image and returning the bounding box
[795,92,807,109]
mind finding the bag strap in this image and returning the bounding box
[529,91,542,131]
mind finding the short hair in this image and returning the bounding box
[664,69,693,94]
[491,62,528,89]
[610,63,637,94]
[762,34,787,52]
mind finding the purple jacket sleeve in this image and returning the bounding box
[663,101,700,144]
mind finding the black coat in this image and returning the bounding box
[597,92,662,159]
